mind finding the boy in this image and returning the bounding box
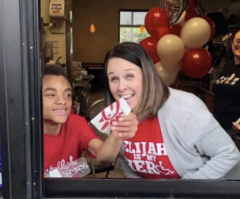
[42,65,138,175]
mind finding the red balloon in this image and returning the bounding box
[169,24,181,37]
[200,16,216,41]
[147,27,170,40]
[145,7,169,39]
[139,37,160,64]
[180,48,212,78]
[185,0,199,21]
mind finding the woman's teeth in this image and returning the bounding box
[122,94,133,100]
[54,109,66,113]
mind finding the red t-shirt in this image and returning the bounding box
[123,117,180,179]
[70,108,75,114]
[43,114,98,175]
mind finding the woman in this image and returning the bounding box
[104,42,240,180]
[212,30,240,134]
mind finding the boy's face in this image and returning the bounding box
[42,75,72,124]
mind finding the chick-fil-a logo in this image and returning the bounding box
[98,100,124,131]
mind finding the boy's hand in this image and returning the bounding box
[111,113,138,139]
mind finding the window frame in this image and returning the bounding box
[118,9,149,43]
[1,0,240,198]
[45,179,240,198]
[0,0,42,198]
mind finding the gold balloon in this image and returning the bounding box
[180,17,210,49]
[157,34,185,65]
[155,61,180,86]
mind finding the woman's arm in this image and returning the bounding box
[178,96,240,179]
[165,89,240,179]
[182,127,240,179]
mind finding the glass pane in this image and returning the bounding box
[133,12,147,25]
[119,27,149,43]
[120,11,132,25]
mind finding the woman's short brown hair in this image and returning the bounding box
[103,42,169,122]
[231,29,240,43]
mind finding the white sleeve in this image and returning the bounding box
[169,92,240,179]
[118,144,141,178]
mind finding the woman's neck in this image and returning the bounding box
[234,56,240,65]
[44,120,62,136]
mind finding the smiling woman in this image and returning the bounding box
[103,42,240,180]
[212,30,240,135]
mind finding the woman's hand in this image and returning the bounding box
[233,117,240,133]
[92,113,139,163]
[111,113,138,139]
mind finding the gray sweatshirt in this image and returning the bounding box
[119,88,240,179]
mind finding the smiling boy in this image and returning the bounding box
[42,65,138,175]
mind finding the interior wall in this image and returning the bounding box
[202,0,231,17]
[41,0,66,63]
[229,0,240,16]
[72,0,239,63]
[72,0,159,63]
[203,0,240,17]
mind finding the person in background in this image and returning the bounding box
[42,65,138,176]
[212,30,240,135]
[103,42,240,180]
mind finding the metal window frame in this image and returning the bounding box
[65,0,72,82]
[44,179,240,198]
[119,10,148,26]
[0,0,42,198]
[1,0,240,198]
[118,9,149,42]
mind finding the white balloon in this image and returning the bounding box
[180,17,211,49]
[157,34,185,65]
[155,61,180,86]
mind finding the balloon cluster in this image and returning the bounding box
[139,0,215,85]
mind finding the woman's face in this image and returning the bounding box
[107,58,143,111]
[232,31,240,57]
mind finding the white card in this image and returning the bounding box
[91,98,131,135]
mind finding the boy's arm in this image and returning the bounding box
[87,113,138,163]
[88,135,122,162]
